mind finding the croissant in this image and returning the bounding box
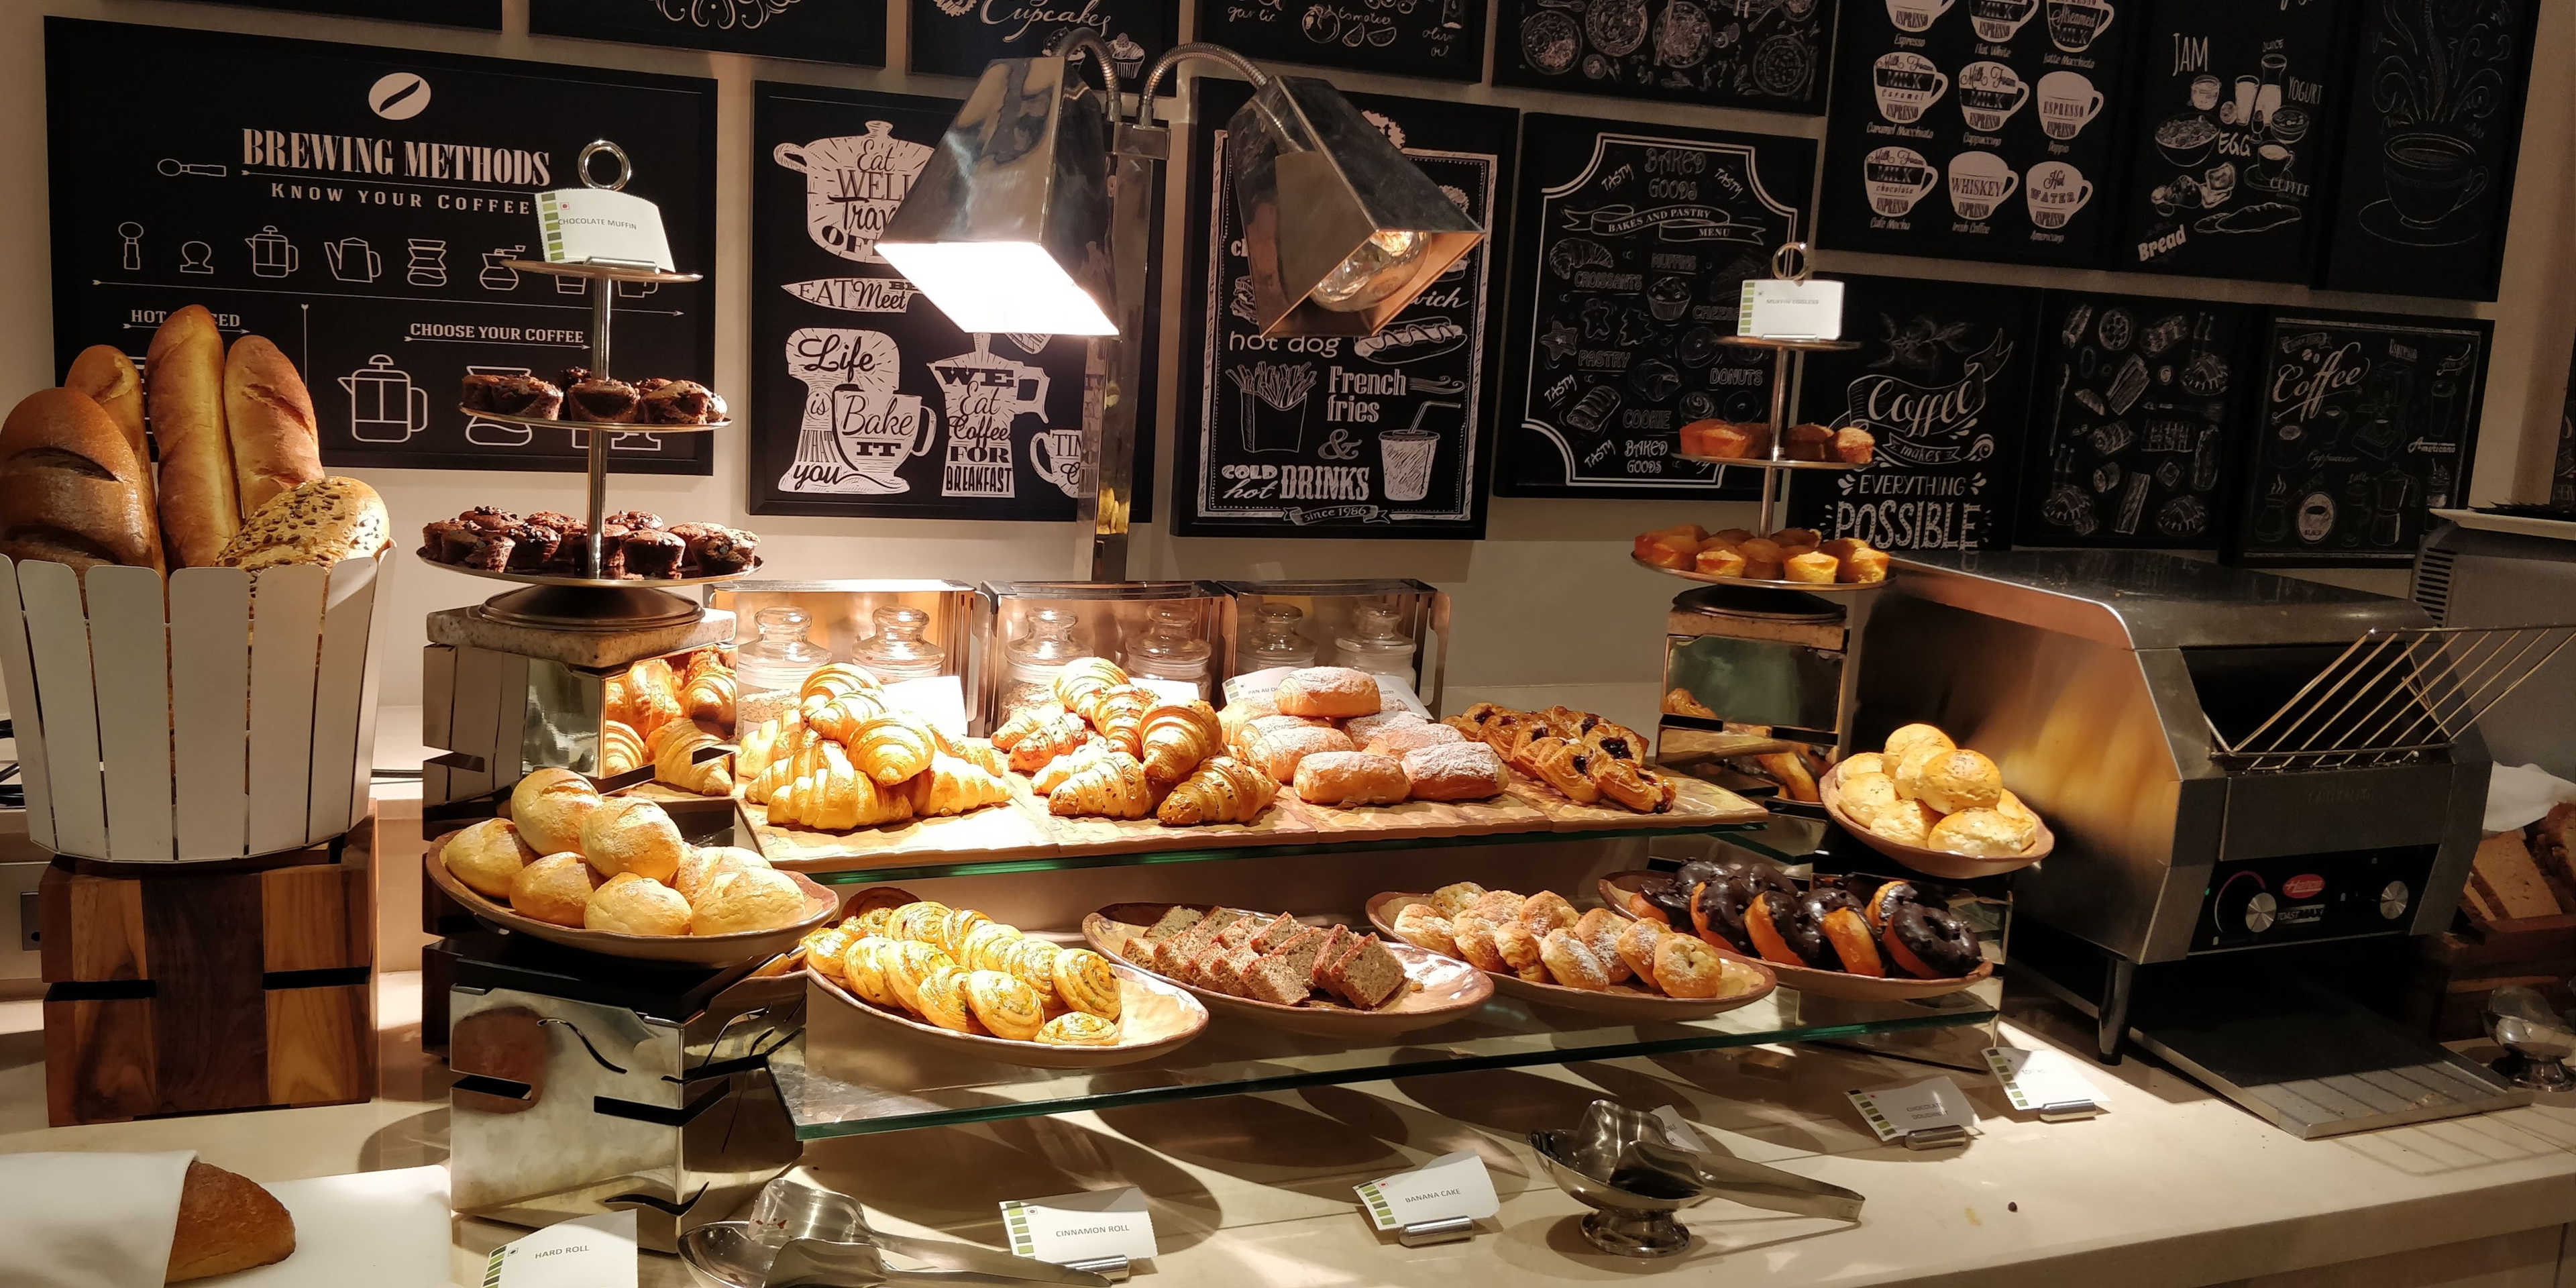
[1047,750,1155,819]
[800,663,879,718]
[906,754,1012,816]
[683,669,737,729]
[736,708,805,788]
[1085,684,1152,755]
[1007,709,1094,773]
[806,689,890,744]
[767,739,913,830]
[1033,738,1112,794]
[1138,700,1222,788]
[1052,656,1129,718]
[601,718,647,777]
[992,702,1064,752]
[1155,755,1275,826]
[749,737,831,806]
[682,647,730,682]
[612,657,683,737]
[932,727,1008,777]
[851,714,936,786]
[652,720,734,796]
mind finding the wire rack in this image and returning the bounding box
[2208,624,2576,773]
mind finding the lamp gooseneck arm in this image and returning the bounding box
[1045,28,1124,103]
[1132,43,1270,129]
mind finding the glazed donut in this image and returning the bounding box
[1672,858,1728,892]
[1883,901,1982,979]
[1861,880,1920,934]
[1807,889,1884,977]
[1617,875,1677,926]
[1688,862,1796,952]
[1743,888,1831,969]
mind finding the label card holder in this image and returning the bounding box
[1354,1149,1498,1244]
[484,1210,638,1288]
[1002,1187,1157,1272]
[1984,1046,2106,1120]
[537,188,676,271]
[1847,1076,1978,1149]
[1737,278,1845,341]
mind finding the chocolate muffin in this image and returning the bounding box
[604,510,665,531]
[639,380,726,425]
[621,528,687,578]
[456,527,515,572]
[698,525,758,574]
[461,374,562,419]
[564,373,639,423]
[543,523,630,579]
[460,506,519,531]
[524,511,582,533]
[501,523,560,574]
[422,519,472,563]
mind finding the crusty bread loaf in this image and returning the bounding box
[215,477,390,571]
[223,336,325,517]
[167,1160,296,1281]
[64,344,147,464]
[0,388,163,572]
[147,306,239,568]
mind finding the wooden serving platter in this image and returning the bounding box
[808,957,1208,1069]
[1363,892,1777,1022]
[1084,902,1493,1038]
[1507,773,1768,831]
[423,841,837,965]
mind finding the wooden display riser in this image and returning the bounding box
[40,812,378,1126]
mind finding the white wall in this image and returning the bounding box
[1,0,2569,710]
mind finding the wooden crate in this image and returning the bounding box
[40,812,377,1126]
[2413,909,2576,1042]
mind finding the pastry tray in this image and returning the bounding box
[458,406,732,433]
[1675,452,1866,473]
[413,549,763,589]
[1631,555,1884,596]
[498,256,702,285]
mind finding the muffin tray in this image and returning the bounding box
[1631,555,1884,596]
[415,548,763,590]
[456,405,731,433]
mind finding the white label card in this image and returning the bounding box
[1354,1150,1499,1232]
[1132,676,1205,707]
[1001,1187,1157,1265]
[537,189,674,270]
[1847,1077,1979,1143]
[1737,278,1845,341]
[1650,1106,1705,1152]
[484,1210,637,1288]
[1984,1046,2106,1114]
[884,676,968,737]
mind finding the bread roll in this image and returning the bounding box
[509,767,600,856]
[580,796,684,882]
[694,865,808,935]
[441,818,537,900]
[586,873,692,935]
[1882,722,1953,761]
[1836,771,1902,826]
[64,345,147,468]
[0,388,162,572]
[168,1160,296,1282]
[1928,806,2031,857]
[215,477,390,570]
[1915,748,2004,814]
[146,305,239,568]
[223,336,325,517]
[1867,798,1942,847]
[1274,666,1380,718]
[509,852,598,927]
[1890,742,1947,800]
[675,844,771,904]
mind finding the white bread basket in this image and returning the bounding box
[0,552,390,862]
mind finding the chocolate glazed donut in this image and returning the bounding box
[1689,862,1796,951]
[1884,902,1982,979]
[1744,888,1832,968]
[1805,888,1884,976]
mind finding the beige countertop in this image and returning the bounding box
[3,974,2570,1288]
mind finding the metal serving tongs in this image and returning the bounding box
[680,1174,1115,1288]
[1529,1100,1864,1258]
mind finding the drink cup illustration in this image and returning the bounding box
[324,237,379,282]
[2189,74,2221,111]
[2037,71,2102,139]
[1030,427,1087,497]
[1380,402,1458,503]
[1884,0,1953,32]
[2383,132,2489,227]
[2024,161,2092,228]
[2044,0,2112,52]
[1967,0,2035,42]
[1947,152,2019,220]
[773,121,936,264]
[1872,52,1949,124]
[1957,62,2030,133]
[1864,147,1940,215]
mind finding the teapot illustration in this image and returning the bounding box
[323,237,379,282]
[246,225,300,278]
[340,356,429,443]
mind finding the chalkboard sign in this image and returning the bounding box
[46,19,716,476]
[532,0,886,66]
[2116,0,2348,283]
[1787,274,2041,551]
[2013,291,2250,548]
[912,0,1177,81]
[1494,115,1814,499]
[1193,0,1484,80]
[2229,311,2491,568]
[2320,0,2537,301]
[1493,0,1834,113]
[749,83,1115,520]
[1173,83,1511,538]
[178,0,502,25]
[1818,0,2137,268]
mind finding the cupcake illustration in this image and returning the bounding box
[1109,34,1146,82]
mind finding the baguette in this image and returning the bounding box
[64,344,147,465]
[146,306,239,567]
[223,335,325,516]
[0,388,162,571]
[167,1159,297,1281]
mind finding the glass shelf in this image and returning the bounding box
[773,970,2000,1139]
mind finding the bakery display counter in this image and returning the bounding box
[773,967,2000,1139]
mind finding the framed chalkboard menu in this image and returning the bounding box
[1493,0,1834,113]
[1786,274,2040,551]
[2116,0,2348,283]
[912,0,1177,80]
[2014,291,2251,549]
[180,0,502,24]
[1495,115,1814,499]
[46,19,714,476]
[2320,0,2537,301]
[2229,311,2491,568]
[532,0,886,65]
[1193,0,1484,80]
[1818,0,2136,268]
[749,83,1112,520]
[1173,83,1512,538]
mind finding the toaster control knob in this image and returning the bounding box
[2244,892,2277,934]
[2379,881,2410,920]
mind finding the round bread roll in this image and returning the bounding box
[1882,723,1954,761]
[1866,800,1942,848]
[1839,752,1885,779]
[580,797,684,882]
[1914,748,2003,814]
[1273,666,1381,718]
[586,873,693,935]
[441,818,537,900]
[511,768,600,857]
[508,852,599,927]
[675,845,772,905]
[1835,771,1902,828]
[1996,788,2036,826]
[1927,806,2032,857]
[693,865,809,936]
[1890,742,1947,801]
[215,476,390,571]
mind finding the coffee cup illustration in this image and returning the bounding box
[1864,146,1939,215]
[1884,0,1953,32]
[2037,71,2102,140]
[1967,0,2035,42]
[1030,427,1087,497]
[2045,0,2112,52]
[1947,151,2019,220]
[2024,161,2092,228]
[1957,61,2031,133]
[2383,132,2489,227]
[1872,52,1949,124]
[773,121,935,265]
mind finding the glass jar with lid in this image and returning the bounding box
[1124,604,1213,698]
[1000,606,1087,717]
[852,606,947,680]
[1240,603,1317,670]
[1334,602,1417,678]
[735,605,831,726]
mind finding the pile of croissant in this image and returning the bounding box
[993,657,1260,827]
[597,647,739,797]
[735,665,1014,830]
